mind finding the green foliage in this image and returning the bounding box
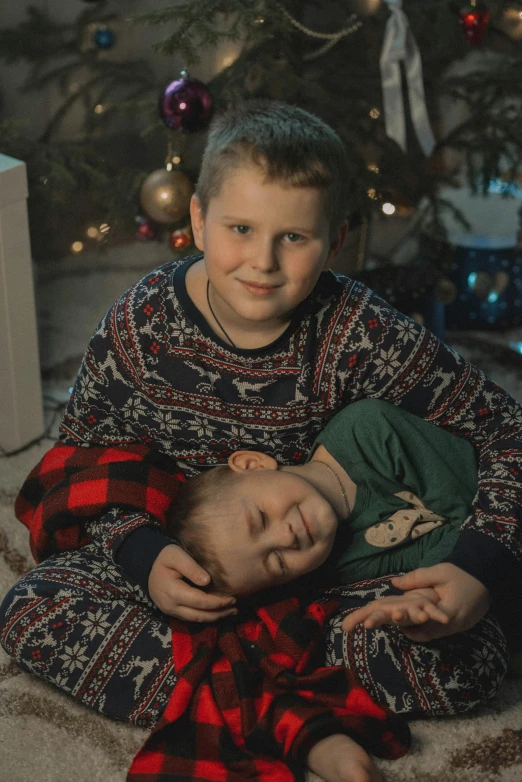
[2,0,522,261]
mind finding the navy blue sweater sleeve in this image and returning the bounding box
[115,527,174,595]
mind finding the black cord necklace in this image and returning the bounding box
[206,279,237,347]
[313,459,351,517]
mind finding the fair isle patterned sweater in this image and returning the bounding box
[59,255,522,596]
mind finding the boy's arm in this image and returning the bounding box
[328,283,521,636]
[17,268,178,561]
[336,285,522,603]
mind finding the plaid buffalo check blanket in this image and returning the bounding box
[128,597,410,782]
[14,441,183,562]
[15,441,410,781]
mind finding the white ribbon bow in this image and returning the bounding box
[380,0,436,156]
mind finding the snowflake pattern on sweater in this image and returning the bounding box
[59,255,522,591]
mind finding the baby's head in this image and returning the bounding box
[167,451,339,597]
[195,99,352,237]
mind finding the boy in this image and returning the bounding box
[166,398,481,602]
[1,99,521,758]
[165,397,509,703]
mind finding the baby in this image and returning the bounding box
[167,398,479,633]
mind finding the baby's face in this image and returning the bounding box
[200,468,338,595]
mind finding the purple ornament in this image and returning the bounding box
[159,76,213,133]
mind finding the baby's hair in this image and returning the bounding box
[167,465,239,595]
[196,99,353,234]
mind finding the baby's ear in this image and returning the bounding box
[228,450,278,472]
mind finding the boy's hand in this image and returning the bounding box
[341,587,449,636]
[148,544,237,622]
[390,563,490,641]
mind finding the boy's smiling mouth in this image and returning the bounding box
[299,508,314,545]
[239,280,281,295]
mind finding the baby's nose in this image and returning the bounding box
[279,521,299,549]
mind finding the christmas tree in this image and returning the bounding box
[2,0,522,302]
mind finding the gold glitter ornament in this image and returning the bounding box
[140,168,194,224]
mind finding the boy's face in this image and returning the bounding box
[190,164,346,333]
[198,466,338,595]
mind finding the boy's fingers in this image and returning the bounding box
[424,602,450,624]
[364,610,389,629]
[341,607,372,633]
[166,546,211,586]
[168,606,238,622]
[391,569,433,591]
[172,579,236,609]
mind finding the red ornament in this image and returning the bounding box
[135,216,157,241]
[169,225,193,252]
[459,3,490,46]
[159,75,213,133]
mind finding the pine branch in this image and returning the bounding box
[128,0,286,63]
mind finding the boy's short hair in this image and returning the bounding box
[167,465,238,595]
[196,99,352,234]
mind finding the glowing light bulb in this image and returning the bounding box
[467,272,477,287]
[179,102,187,110]
[369,107,380,119]
[86,226,100,238]
[382,202,396,215]
[71,241,84,253]
[172,156,181,164]
[94,104,104,114]
[99,223,110,234]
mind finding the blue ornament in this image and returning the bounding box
[93,27,115,50]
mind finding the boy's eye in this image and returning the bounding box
[285,232,304,243]
[233,225,250,235]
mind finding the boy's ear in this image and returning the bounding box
[324,220,348,270]
[190,194,205,251]
[228,450,278,472]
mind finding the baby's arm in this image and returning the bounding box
[341,586,449,636]
[307,734,382,782]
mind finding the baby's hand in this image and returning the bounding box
[307,733,382,782]
[390,563,490,641]
[148,544,237,622]
[341,587,449,635]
